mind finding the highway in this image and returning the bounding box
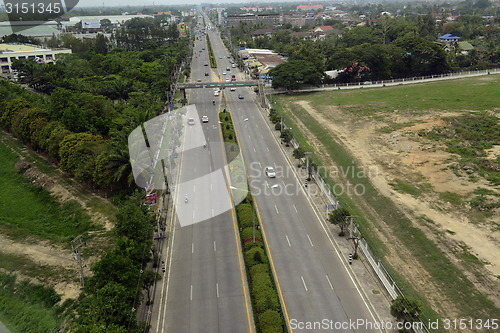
[206,25,382,333]
[152,20,253,333]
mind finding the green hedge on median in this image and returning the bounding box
[220,112,286,332]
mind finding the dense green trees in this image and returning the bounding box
[72,194,154,332]
[1,27,188,191]
[269,60,323,90]
[230,7,497,85]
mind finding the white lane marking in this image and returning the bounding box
[216,283,219,298]
[210,183,213,191]
[257,161,261,167]
[193,185,196,192]
[274,205,279,214]
[293,204,298,213]
[307,234,314,247]
[249,135,251,139]
[301,276,308,291]
[214,241,216,252]
[267,147,269,152]
[192,243,194,254]
[190,285,193,301]
[285,235,291,247]
[254,147,256,153]
[326,275,334,290]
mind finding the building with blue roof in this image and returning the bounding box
[439,33,460,42]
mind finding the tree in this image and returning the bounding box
[0,98,30,130]
[390,296,423,329]
[94,33,109,55]
[328,207,351,236]
[166,23,179,43]
[269,60,322,90]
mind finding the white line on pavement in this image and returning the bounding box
[301,276,308,291]
[326,275,333,290]
[307,234,314,247]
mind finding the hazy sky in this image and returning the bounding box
[71,0,268,9]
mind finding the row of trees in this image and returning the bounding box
[1,22,190,189]
[71,193,155,332]
[0,17,191,331]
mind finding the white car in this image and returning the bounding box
[265,166,276,178]
[214,91,220,96]
[230,87,236,91]
[222,72,226,75]
[188,118,195,125]
[226,78,231,82]
[201,116,209,123]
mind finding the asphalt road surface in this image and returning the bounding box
[206,27,383,333]
[152,20,253,333]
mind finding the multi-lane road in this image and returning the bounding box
[152,18,384,333]
[152,22,253,333]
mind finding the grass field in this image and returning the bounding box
[306,76,500,117]
[0,135,98,245]
[273,75,500,327]
[0,272,63,333]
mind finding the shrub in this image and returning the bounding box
[237,203,253,228]
[245,247,268,267]
[251,272,273,294]
[259,309,283,330]
[253,287,280,313]
[249,264,269,277]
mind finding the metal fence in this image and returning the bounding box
[269,68,500,94]
[264,94,433,333]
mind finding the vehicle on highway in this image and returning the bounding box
[226,78,231,82]
[202,116,209,123]
[232,64,236,68]
[231,74,236,81]
[265,166,276,178]
[238,94,244,99]
[222,72,226,75]
[205,72,209,76]
[188,118,195,125]
[204,63,208,66]
[197,79,201,82]
[230,87,236,91]
[214,91,220,96]
[219,56,222,59]
[226,67,230,71]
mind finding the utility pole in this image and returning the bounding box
[71,235,86,289]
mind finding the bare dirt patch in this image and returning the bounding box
[290,99,500,316]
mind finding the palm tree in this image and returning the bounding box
[107,133,135,187]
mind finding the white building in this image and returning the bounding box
[0,44,71,74]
